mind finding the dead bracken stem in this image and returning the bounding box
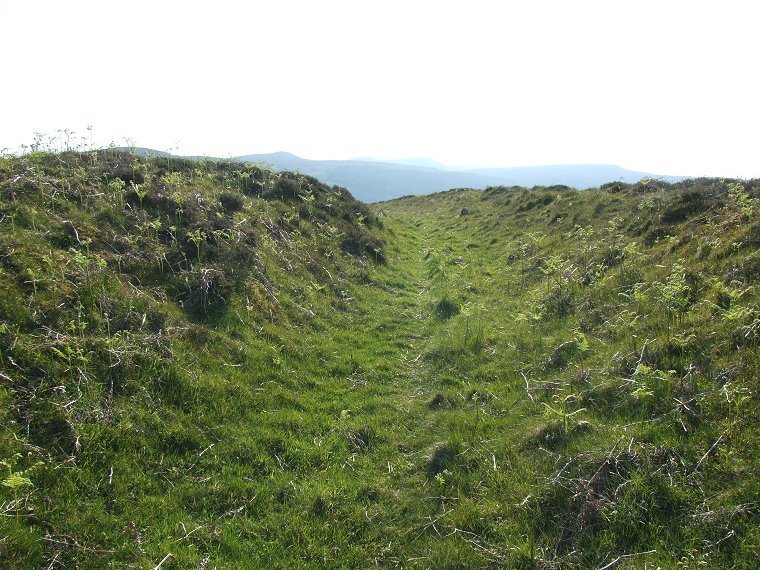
[694,433,725,472]
[597,549,656,569]
[154,552,173,570]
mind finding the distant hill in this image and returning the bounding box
[233,152,496,202]
[234,152,687,202]
[356,156,455,170]
[118,148,687,202]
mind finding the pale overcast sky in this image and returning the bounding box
[1,0,757,177]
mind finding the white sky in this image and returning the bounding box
[1,0,758,177]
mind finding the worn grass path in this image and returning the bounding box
[325,206,543,568]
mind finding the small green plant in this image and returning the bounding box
[0,322,8,361]
[23,267,41,297]
[652,264,692,338]
[728,181,755,220]
[542,392,586,436]
[132,182,148,207]
[187,227,207,261]
[1,454,42,521]
[538,254,566,293]
[109,178,126,209]
[630,363,675,432]
[140,218,162,240]
[163,171,184,189]
[68,247,91,274]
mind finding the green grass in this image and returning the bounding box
[1,150,759,568]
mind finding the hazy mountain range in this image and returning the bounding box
[234,153,686,202]
[127,148,687,202]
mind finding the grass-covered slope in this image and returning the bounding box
[1,150,759,568]
[377,180,760,568]
[0,150,387,567]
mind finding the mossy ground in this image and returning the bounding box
[1,151,759,568]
